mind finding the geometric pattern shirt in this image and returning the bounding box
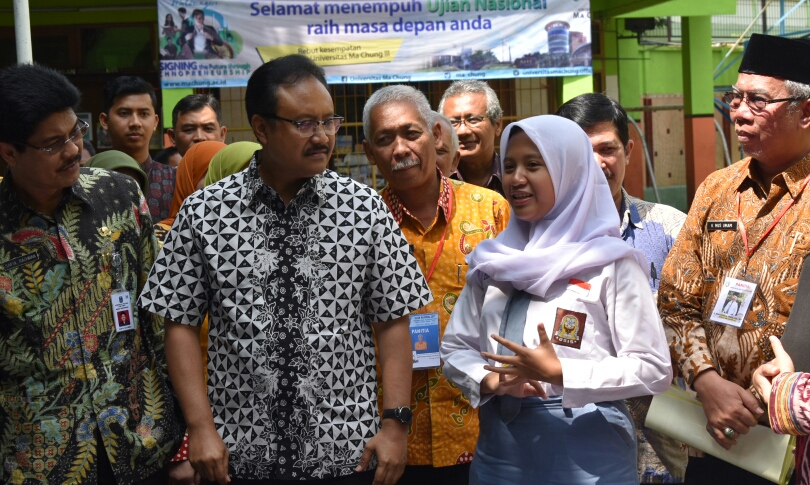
[142,156,176,222]
[380,174,509,467]
[619,189,688,484]
[0,168,182,484]
[660,154,810,391]
[138,157,432,481]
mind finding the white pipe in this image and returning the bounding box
[13,0,32,65]
[714,118,732,168]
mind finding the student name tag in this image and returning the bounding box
[3,251,40,270]
[707,220,738,231]
[410,313,441,369]
[111,290,135,332]
[709,277,757,328]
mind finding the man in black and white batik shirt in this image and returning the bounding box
[140,55,432,485]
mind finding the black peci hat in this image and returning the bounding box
[739,34,810,84]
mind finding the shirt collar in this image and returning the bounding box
[450,151,501,184]
[0,170,91,211]
[737,154,810,199]
[243,154,327,209]
[141,155,153,174]
[619,188,643,233]
[383,169,452,227]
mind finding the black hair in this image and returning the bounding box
[178,7,187,13]
[172,93,222,128]
[0,64,81,149]
[245,54,327,122]
[192,9,204,19]
[508,125,524,140]
[555,93,630,148]
[102,76,158,114]
[164,13,176,27]
[154,146,179,164]
[83,140,96,156]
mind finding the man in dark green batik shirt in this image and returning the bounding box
[0,64,182,485]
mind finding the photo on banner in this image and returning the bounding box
[157,0,592,88]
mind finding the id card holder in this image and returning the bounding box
[111,290,135,332]
[410,313,441,369]
[708,275,757,328]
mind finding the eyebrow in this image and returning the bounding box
[732,85,770,95]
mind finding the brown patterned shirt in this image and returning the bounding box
[659,154,810,390]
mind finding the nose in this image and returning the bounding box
[192,128,207,142]
[455,120,472,136]
[732,99,754,123]
[310,122,329,142]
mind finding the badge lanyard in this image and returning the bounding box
[423,192,453,283]
[736,172,810,263]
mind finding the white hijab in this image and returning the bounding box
[467,115,648,297]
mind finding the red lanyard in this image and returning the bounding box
[737,172,810,259]
[424,193,453,282]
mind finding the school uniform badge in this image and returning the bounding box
[552,308,586,349]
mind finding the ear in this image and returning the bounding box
[450,150,461,173]
[624,139,635,164]
[166,128,176,146]
[219,125,228,142]
[432,121,443,151]
[798,99,810,130]
[152,114,159,132]
[98,112,108,131]
[362,139,377,166]
[493,117,503,137]
[0,142,19,169]
[250,114,270,145]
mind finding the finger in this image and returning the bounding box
[355,443,374,472]
[480,351,518,366]
[537,323,550,345]
[489,334,525,354]
[215,451,230,484]
[739,388,765,420]
[758,363,781,378]
[528,379,547,398]
[707,424,736,450]
[769,336,795,373]
[372,465,386,485]
[194,471,201,485]
[483,365,521,376]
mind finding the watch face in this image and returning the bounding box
[397,406,413,424]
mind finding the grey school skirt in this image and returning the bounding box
[470,396,638,485]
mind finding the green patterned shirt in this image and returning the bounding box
[0,168,182,484]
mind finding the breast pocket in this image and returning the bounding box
[547,291,604,357]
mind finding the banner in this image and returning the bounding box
[158,0,591,88]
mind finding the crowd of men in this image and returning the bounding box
[0,32,809,485]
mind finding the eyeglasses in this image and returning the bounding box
[20,119,89,155]
[448,115,488,128]
[722,91,806,112]
[269,115,344,137]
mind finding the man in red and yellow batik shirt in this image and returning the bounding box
[363,85,509,485]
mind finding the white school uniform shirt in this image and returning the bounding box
[441,256,673,409]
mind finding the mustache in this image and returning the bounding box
[602,168,614,179]
[305,144,330,156]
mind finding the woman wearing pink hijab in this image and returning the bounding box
[441,115,672,485]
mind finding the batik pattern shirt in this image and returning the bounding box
[380,175,509,467]
[660,155,810,391]
[619,190,688,483]
[0,168,182,485]
[770,372,810,485]
[139,159,432,481]
[142,157,176,222]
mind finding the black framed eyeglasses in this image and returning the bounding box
[20,119,89,155]
[269,115,344,137]
[448,115,488,128]
[723,91,806,112]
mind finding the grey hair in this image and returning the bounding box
[438,80,503,122]
[785,79,810,113]
[363,85,435,143]
[434,112,459,155]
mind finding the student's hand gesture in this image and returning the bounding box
[480,372,546,398]
[753,336,796,404]
[481,323,563,386]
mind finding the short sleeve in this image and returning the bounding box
[362,196,433,322]
[138,195,209,326]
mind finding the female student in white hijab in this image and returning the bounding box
[441,115,672,485]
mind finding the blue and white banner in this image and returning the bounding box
[158,0,591,88]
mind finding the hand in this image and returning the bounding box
[481,323,563,386]
[355,422,407,485]
[188,426,230,484]
[753,336,796,404]
[693,370,764,450]
[168,460,200,485]
[480,372,547,399]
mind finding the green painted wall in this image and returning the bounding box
[0,1,155,26]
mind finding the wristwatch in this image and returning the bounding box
[382,406,413,425]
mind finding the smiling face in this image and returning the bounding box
[583,121,632,204]
[440,92,502,169]
[0,109,83,202]
[363,100,442,193]
[502,130,555,222]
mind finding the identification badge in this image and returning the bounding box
[111,290,135,332]
[707,220,738,231]
[709,277,757,328]
[410,313,441,369]
[551,308,586,349]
